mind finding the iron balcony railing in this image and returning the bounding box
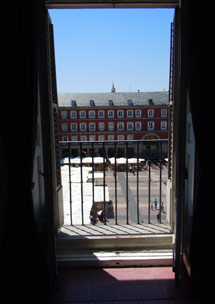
[60,139,168,227]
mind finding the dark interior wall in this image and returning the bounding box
[181,0,213,294]
[1,1,53,301]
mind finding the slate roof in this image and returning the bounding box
[58,91,169,108]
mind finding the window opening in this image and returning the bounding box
[71,100,77,107]
[90,100,95,106]
[128,99,133,106]
[108,100,114,106]
[49,8,175,234]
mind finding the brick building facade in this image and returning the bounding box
[58,88,169,159]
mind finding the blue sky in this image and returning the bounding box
[49,9,174,93]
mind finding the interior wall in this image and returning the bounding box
[179,0,213,295]
[1,1,56,301]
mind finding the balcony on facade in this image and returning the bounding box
[57,139,173,267]
[59,108,168,120]
[58,105,169,144]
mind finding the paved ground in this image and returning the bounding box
[58,223,171,238]
[61,165,168,227]
[105,168,167,225]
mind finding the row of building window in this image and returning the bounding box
[60,108,168,120]
[61,121,167,132]
[62,134,137,142]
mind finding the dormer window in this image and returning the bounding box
[148,99,154,106]
[90,100,95,107]
[108,100,114,106]
[128,99,133,106]
[71,100,77,107]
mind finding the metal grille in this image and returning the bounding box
[60,139,168,226]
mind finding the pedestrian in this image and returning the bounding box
[154,198,158,210]
[98,210,104,222]
[132,165,135,176]
[157,212,161,222]
[151,201,154,210]
[107,200,114,218]
[161,201,164,213]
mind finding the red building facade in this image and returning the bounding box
[58,106,168,141]
[58,90,169,158]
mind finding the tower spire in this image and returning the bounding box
[111,83,116,93]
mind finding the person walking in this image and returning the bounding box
[151,201,154,210]
[161,201,164,213]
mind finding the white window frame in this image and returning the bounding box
[118,135,124,140]
[117,122,124,131]
[161,109,167,117]
[62,136,68,141]
[70,123,77,131]
[98,135,105,141]
[135,109,141,118]
[117,110,124,118]
[80,123,86,131]
[71,136,77,141]
[147,121,155,130]
[89,110,95,119]
[127,134,134,140]
[79,111,86,119]
[108,135,114,141]
[161,121,167,130]
[89,122,96,131]
[80,135,87,141]
[61,123,68,132]
[135,122,141,131]
[127,122,134,131]
[61,111,67,119]
[148,109,154,118]
[108,110,114,118]
[99,122,105,131]
[89,135,96,141]
[127,110,133,118]
[98,110,105,118]
[108,122,114,131]
[70,111,77,119]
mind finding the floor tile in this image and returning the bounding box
[91,282,117,301]
[54,267,195,303]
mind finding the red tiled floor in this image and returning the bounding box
[53,266,198,303]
